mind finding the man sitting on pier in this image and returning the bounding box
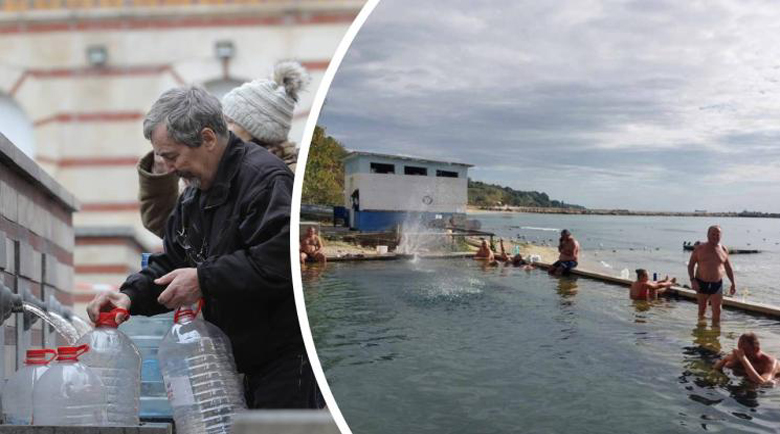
[549,229,579,276]
[629,269,675,300]
[688,225,736,325]
[300,226,327,264]
[715,333,779,385]
[474,238,495,262]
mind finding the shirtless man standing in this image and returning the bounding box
[300,226,326,264]
[688,225,736,325]
[549,229,579,276]
[715,333,779,385]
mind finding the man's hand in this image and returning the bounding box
[691,279,699,292]
[155,268,202,309]
[87,291,131,324]
[152,154,172,175]
[732,348,745,360]
[729,283,736,296]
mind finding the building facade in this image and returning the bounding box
[0,0,364,316]
[343,151,472,232]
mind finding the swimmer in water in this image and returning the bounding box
[496,239,510,262]
[714,333,780,385]
[629,269,676,301]
[474,238,495,262]
[497,240,534,269]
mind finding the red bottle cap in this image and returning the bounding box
[96,308,129,328]
[25,348,57,365]
[57,344,89,361]
[174,299,204,324]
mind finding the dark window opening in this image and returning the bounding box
[436,170,459,178]
[404,166,428,176]
[370,162,395,174]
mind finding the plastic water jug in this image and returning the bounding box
[123,252,173,420]
[158,302,245,434]
[77,307,142,425]
[2,349,57,424]
[33,345,107,426]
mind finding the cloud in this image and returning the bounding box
[319,0,780,212]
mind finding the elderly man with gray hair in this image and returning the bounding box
[86,85,321,409]
[688,225,736,326]
[137,61,306,237]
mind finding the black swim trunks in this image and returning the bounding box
[695,278,723,295]
[552,260,578,273]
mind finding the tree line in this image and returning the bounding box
[302,126,580,210]
[468,180,584,209]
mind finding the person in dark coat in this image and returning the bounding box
[86,86,321,409]
[137,61,307,238]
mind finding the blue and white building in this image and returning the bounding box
[343,151,472,231]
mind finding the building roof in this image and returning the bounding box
[344,151,474,168]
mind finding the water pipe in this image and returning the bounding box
[0,282,23,324]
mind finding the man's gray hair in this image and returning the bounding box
[143,86,229,147]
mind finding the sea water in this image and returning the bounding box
[475,212,780,304]
[304,259,780,434]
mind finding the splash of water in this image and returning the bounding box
[69,314,93,338]
[396,215,450,256]
[397,216,425,255]
[22,302,79,345]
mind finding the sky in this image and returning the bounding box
[319,0,780,212]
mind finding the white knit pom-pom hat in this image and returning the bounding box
[222,60,309,144]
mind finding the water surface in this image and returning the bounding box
[304,259,780,434]
[475,213,780,304]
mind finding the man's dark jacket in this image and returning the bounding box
[121,133,302,374]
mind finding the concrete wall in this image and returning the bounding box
[344,153,469,178]
[343,154,470,215]
[0,133,78,380]
[345,173,468,214]
[352,210,464,232]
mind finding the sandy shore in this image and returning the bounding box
[320,236,561,262]
[322,240,380,258]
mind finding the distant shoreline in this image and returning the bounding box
[467,206,780,218]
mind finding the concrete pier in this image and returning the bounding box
[536,262,780,319]
[326,251,474,262]
[321,251,780,319]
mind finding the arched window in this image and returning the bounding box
[0,94,35,157]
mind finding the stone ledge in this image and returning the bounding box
[0,133,79,213]
[0,423,171,434]
[232,410,339,434]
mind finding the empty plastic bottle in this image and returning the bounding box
[76,307,142,425]
[2,349,57,424]
[158,302,245,434]
[33,345,107,426]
